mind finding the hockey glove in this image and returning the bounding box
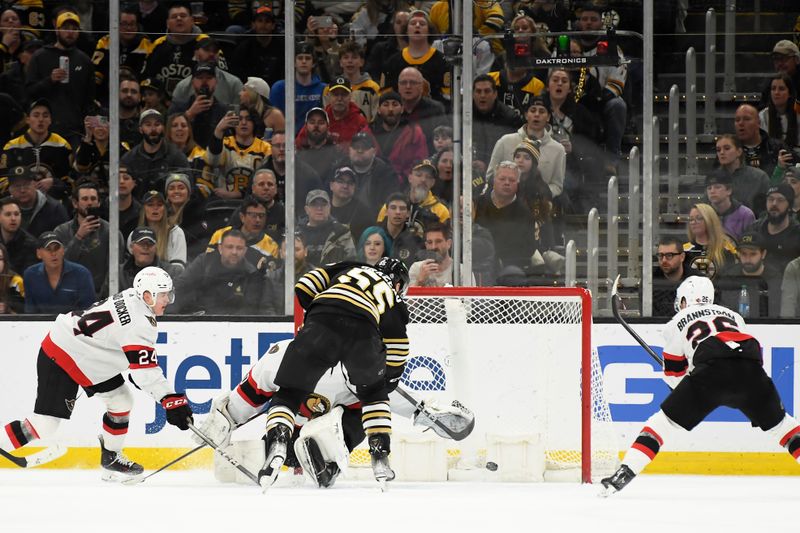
[161,393,193,430]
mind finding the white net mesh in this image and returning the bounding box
[348,290,619,482]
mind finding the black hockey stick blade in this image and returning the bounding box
[610,275,664,366]
[122,443,206,485]
[395,386,475,441]
[187,422,260,485]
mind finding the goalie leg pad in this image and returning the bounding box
[413,399,475,440]
[194,393,238,448]
[293,406,349,488]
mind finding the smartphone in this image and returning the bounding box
[417,250,440,263]
[314,16,333,28]
[198,86,211,98]
[190,2,204,17]
[86,206,104,219]
[227,105,240,126]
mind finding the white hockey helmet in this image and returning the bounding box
[674,275,714,312]
[133,266,175,306]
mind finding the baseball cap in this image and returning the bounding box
[21,39,44,52]
[141,190,166,204]
[350,131,374,149]
[38,231,63,249]
[413,159,438,178]
[305,107,328,123]
[527,96,549,112]
[296,42,315,56]
[131,226,157,244]
[333,166,356,182]
[379,91,401,105]
[772,40,800,58]
[7,166,34,183]
[767,183,795,204]
[139,108,163,125]
[245,76,270,100]
[29,98,52,114]
[139,78,164,94]
[195,36,220,51]
[329,76,351,93]
[738,231,764,250]
[306,189,330,205]
[192,62,216,77]
[253,5,275,19]
[705,169,732,187]
[55,11,80,29]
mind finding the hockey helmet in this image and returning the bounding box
[133,266,175,306]
[674,275,714,312]
[375,257,409,296]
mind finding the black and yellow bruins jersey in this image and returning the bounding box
[6,0,45,39]
[0,131,72,194]
[92,34,152,90]
[141,33,227,95]
[488,70,545,118]
[203,136,271,195]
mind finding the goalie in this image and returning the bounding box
[195,338,475,488]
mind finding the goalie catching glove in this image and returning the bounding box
[161,393,193,431]
[193,393,238,447]
[413,399,475,440]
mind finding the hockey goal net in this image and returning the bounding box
[348,286,619,483]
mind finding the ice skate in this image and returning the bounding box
[99,435,143,482]
[258,425,291,491]
[368,433,395,492]
[600,464,636,497]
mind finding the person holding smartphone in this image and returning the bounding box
[408,223,462,287]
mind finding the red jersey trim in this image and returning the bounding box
[715,331,753,343]
[41,334,92,387]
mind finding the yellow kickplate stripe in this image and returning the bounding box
[0,447,214,470]
[640,452,800,476]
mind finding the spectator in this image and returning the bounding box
[432,125,453,154]
[141,3,219,94]
[24,12,94,146]
[0,38,43,108]
[92,7,151,105]
[299,189,357,265]
[207,195,279,271]
[0,8,23,70]
[258,130,322,216]
[238,77,285,140]
[5,166,69,237]
[718,232,781,318]
[429,0,504,55]
[488,96,567,200]
[382,10,450,103]
[140,77,168,115]
[264,233,314,314]
[0,196,37,275]
[336,41,380,123]
[473,73,522,177]
[379,192,421,268]
[715,133,771,216]
[102,165,141,240]
[135,190,187,272]
[784,165,800,218]
[270,42,327,135]
[474,161,537,270]
[172,37,243,106]
[0,93,26,149]
[683,203,738,280]
[759,73,800,149]
[74,113,130,198]
[409,223,461,287]
[329,166,373,243]
[576,4,627,162]
[204,106,272,200]
[322,76,369,149]
[734,103,784,180]
[356,225,392,266]
[374,92,427,182]
[705,170,756,241]
[120,109,190,197]
[229,168,285,241]
[0,241,24,314]
[119,226,178,291]
[346,130,400,216]
[295,107,340,180]
[431,148,456,204]
[304,13,343,83]
[23,231,94,314]
[230,5,284,86]
[349,0,405,50]
[119,77,143,147]
[396,66,448,149]
[53,181,124,298]
[1,99,72,202]
[138,0,169,40]
[168,62,229,148]
[747,184,800,274]
[760,40,800,108]
[165,112,206,181]
[365,10,409,81]
[780,253,800,317]
[651,236,701,317]
[172,229,267,315]
[512,140,556,250]
[163,171,206,259]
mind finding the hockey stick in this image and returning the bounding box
[187,422,260,486]
[611,275,664,366]
[0,443,67,468]
[121,444,206,486]
[395,385,475,441]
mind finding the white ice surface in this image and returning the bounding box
[0,469,796,533]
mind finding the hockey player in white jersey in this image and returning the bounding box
[602,276,800,495]
[196,338,474,488]
[0,267,194,481]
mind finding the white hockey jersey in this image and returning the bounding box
[662,303,755,388]
[42,289,174,400]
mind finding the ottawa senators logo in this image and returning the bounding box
[298,393,331,420]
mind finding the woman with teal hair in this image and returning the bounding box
[357,226,392,266]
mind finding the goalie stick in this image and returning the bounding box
[395,385,475,441]
[0,443,66,468]
[611,275,664,366]
[187,422,260,486]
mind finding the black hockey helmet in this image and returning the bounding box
[376,257,409,296]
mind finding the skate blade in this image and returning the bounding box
[259,456,285,493]
[598,485,618,498]
[120,475,146,486]
[376,476,389,492]
[102,470,143,483]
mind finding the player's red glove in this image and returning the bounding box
[161,393,193,430]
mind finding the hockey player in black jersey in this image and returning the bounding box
[260,258,410,490]
[602,276,800,495]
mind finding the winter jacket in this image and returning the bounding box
[487,126,567,197]
[271,75,327,135]
[723,164,771,217]
[299,219,357,266]
[373,116,429,183]
[172,68,243,107]
[120,141,190,198]
[473,100,523,165]
[0,228,38,275]
[716,199,756,241]
[53,217,125,298]
[324,101,369,149]
[19,190,69,237]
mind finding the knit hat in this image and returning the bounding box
[379,91,401,105]
[513,140,541,163]
[767,183,794,204]
[164,173,192,194]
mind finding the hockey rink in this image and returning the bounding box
[0,469,795,532]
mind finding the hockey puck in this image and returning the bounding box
[485,461,498,471]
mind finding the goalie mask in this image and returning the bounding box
[674,275,714,312]
[134,266,175,308]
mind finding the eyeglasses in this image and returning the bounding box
[244,211,267,219]
[657,252,682,260]
[687,216,704,223]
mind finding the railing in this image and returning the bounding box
[565,240,577,288]
[627,146,640,276]
[685,47,698,176]
[704,7,717,134]
[587,208,599,315]
[667,84,680,216]
[607,176,619,289]
[723,0,737,93]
